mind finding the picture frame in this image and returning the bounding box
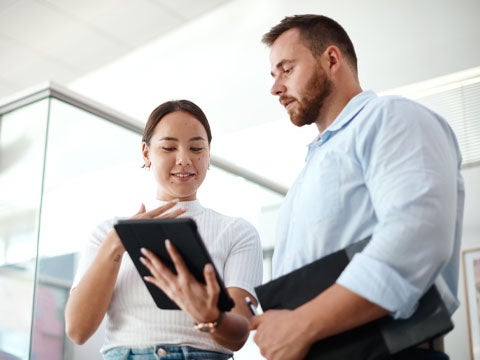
[463,247,480,360]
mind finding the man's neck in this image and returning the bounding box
[315,85,362,133]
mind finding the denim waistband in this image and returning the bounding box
[103,345,232,360]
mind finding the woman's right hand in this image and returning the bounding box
[132,199,187,221]
[110,199,187,253]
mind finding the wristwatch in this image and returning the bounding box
[194,312,223,333]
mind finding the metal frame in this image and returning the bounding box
[0,81,288,195]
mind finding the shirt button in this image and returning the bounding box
[156,347,167,357]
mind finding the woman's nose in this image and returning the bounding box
[176,150,192,166]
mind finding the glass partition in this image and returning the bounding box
[0,83,284,359]
[0,99,49,359]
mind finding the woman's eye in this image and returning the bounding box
[162,147,176,151]
[191,147,204,152]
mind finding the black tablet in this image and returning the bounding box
[114,217,235,311]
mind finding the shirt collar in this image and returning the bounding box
[310,90,377,146]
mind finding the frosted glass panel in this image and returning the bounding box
[0,99,49,359]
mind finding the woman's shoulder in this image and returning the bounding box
[88,216,125,244]
[199,207,256,230]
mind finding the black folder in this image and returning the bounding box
[255,238,454,360]
[114,217,235,311]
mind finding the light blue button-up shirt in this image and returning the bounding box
[272,90,465,319]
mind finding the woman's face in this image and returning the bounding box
[143,110,210,202]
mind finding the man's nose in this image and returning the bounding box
[270,77,286,96]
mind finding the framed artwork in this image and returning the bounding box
[463,248,480,360]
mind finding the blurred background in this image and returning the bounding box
[0,0,479,359]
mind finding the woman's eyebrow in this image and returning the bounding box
[157,136,206,142]
[158,136,178,141]
[190,136,207,142]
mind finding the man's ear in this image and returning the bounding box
[323,45,342,71]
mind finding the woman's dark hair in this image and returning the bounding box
[262,14,358,74]
[142,99,212,146]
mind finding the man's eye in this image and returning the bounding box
[191,147,204,152]
[283,67,292,75]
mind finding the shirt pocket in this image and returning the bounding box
[295,153,341,224]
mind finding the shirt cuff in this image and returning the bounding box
[336,253,422,319]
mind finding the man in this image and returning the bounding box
[250,14,464,360]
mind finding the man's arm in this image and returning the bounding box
[251,283,389,360]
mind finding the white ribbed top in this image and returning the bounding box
[72,200,263,354]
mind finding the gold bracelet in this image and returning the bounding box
[194,311,223,333]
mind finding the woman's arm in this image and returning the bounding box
[64,230,124,345]
[207,286,257,350]
[65,201,185,345]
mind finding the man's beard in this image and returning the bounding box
[289,68,332,127]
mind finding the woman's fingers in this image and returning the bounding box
[204,263,220,301]
[131,199,187,221]
[140,249,171,284]
[136,203,146,215]
[146,199,179,217]
[157,207,187,219]
[140,245,220,322]
[165,240,190,276]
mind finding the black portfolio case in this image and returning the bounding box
[255,238,453,360]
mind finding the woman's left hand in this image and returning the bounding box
[140,240,221,323]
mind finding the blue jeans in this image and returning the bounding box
[103,345,232,360]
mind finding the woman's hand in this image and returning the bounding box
[110,199,187,254]
[140,240,220,323]
[132,199,187,221]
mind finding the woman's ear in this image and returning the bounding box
[142,142,151,168]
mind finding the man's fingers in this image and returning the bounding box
[249,313,262,330]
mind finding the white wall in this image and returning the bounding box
[449,165,480,360]
[67,0,480,358]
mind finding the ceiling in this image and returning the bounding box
[0,0,233,100]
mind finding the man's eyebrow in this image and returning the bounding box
[271,59,294,77]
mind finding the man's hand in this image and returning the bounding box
[250,309,312,360]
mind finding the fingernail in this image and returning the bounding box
[140,248,147,255]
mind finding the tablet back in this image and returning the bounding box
[114,217,234,311]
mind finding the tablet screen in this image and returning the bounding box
[114,217,235,311]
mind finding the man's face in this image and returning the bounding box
[269,28,332,127]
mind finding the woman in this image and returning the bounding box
[65,100,263,359]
